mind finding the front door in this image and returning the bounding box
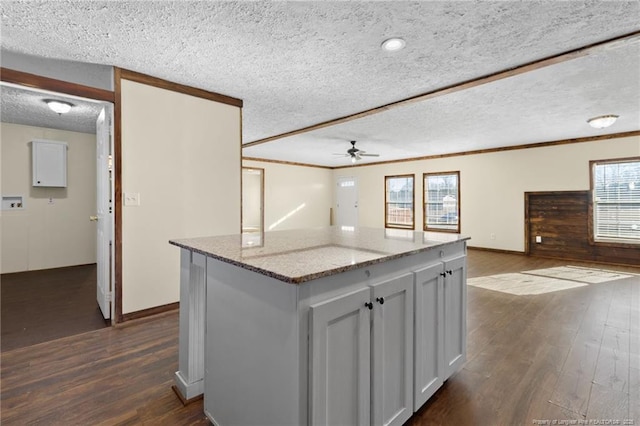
[336,176,358,228]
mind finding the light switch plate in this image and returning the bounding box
[124,192,140,206]
[535,235,542,243]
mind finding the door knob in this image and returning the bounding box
[90,215,99,222]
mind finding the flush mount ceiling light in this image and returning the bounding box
[381,37,406,52]
[587,114,619,129]
[45,99,74,115]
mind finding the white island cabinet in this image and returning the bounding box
[169,227,469,426]
[413,255,467,410]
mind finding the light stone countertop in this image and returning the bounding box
[169,226,470,284]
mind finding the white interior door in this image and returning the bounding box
[336,176,358,228]
[96,108,111,319]
[241,167,264,233]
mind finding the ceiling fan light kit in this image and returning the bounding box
[334,140,381,164]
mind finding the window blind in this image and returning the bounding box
[424,173,459,232]
[386,176,414,228]
[593,160,640,241]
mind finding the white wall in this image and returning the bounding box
[242,160,333,231]
[1,123,97,273]
[121,79,241,314]
[333,136,640,252]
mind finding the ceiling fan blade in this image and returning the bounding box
[359,153,380,157]
[332,153,349,156]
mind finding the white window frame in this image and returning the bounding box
[590,157,640,246]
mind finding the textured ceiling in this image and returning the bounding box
[0,85,104,134]
[1,1,639,166]
[245,39,640,166]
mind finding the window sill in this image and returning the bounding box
[386,224,415,230]
[591,238,640,248]
[424,227,460,234]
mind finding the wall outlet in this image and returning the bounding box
[535,235,542,243]
[490,233,496,240]
[124,192,140,206]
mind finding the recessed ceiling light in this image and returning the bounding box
[381,37,406,52]
[587,114,619,129]
[45,99,74,115]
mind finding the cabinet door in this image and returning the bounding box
[33,140,67,187]
[309,287,371,426]
[413,262,444,410]
[371,273,414,426]
[443,256,467,379]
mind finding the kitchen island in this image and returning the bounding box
[169,226,469,426]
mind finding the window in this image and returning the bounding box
[385,175,414,229]
[591,158,640,244]
[423,171,460,233]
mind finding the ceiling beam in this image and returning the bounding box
[119,68,243,108]
[0,67,115,102]
[242,156,333,170]
[243,29,640,148]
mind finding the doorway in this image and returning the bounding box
[0,83,114,350]
[335,176,358,228]
[242,167,264,236]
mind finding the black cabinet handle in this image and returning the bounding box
[440,272,446,277]
[364,302,373,310]
[376,297,385,305]
[447,270,453,275]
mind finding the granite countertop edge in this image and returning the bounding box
[169,237,469,285]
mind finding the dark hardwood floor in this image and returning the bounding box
[1,251,638,425]
[1,264,109,352]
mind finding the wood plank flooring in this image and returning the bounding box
[1,250,638,425]
[1,264,109,352]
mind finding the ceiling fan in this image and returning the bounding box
[333,140,380,164]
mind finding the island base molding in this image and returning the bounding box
[171,381,203,406]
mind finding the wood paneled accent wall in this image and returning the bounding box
[525,191,639,266]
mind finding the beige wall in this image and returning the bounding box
[242,160,333,230]
[1,123,97,273]
[333,136,640,252]
[121,80,241,314]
